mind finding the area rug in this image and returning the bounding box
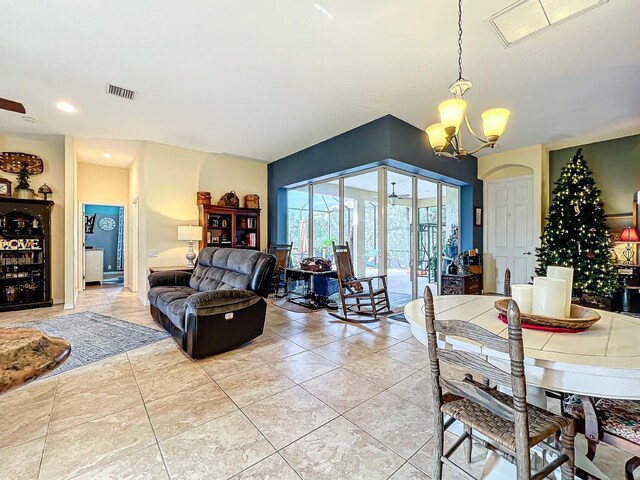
[2,312,168,375]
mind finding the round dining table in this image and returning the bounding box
[405,294,640,479]
[404,294,640,400]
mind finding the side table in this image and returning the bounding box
[284,268,338,309]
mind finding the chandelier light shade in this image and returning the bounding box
[481,108,511,141]
[438,98,467,135]
[425,0,511,160]
[426,124,447,153]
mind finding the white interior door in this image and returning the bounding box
[486,176,535,294]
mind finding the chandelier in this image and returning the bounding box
[426,0,510,160]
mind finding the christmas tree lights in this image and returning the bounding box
[536,148,618,296]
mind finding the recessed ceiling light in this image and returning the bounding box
[55,101,77,113]
[22,116,37,123]
[102,153,112,159]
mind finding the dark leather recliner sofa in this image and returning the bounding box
[147,247,276,359]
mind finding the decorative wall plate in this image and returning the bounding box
[0,152,44,174]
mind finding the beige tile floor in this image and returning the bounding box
[0,286,635,479]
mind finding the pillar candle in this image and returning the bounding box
[511,284,534,314]
[547,266,574,317]
[532,277,566,318]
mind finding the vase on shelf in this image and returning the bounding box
[15,188,33,200]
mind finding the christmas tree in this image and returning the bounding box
[16,163,31,190]
[536,148,618,296]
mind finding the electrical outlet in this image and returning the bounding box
[148,249,158,258]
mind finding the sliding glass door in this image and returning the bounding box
[312,180,340,259]
[286,168,460,305]
[386,171,413,306]
[344,171,379,278]
[416,177,439,298]
[286,186,309,266]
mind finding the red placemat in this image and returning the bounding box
[497,313,587,333]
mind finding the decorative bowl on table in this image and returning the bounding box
[493,299,601,331]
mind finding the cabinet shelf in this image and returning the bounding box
[199,205,261,250]
[0,198,53,311]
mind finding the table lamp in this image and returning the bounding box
[618,227,640,265]
[178,225,202,268]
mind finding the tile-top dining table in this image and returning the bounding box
[404,294,640,479]
[404,294,640,400]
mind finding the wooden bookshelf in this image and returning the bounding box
[198,205,261,251]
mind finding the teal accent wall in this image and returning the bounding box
[85,204,122,272]
[268,114,483,252]
[549,134,640,218]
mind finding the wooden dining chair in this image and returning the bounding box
[564,395,640,479]
[423,286,575,479]
[504,267,511,296]
[331,241,391,322]
[268,242,292,298]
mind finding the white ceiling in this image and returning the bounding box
[0,0,638,165]
[74,138,143,169]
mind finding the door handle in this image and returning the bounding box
[523,252,532,255]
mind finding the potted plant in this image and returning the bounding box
[444,235,458,258]
[319,238,335,259]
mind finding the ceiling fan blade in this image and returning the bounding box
[0,98,26,114]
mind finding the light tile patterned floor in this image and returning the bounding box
[0,286,635,479]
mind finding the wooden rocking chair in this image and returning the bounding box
[330,241,391,323]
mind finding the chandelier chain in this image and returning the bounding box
[457,0,464,81]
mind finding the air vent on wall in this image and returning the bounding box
[105,83,136,100]
[487,0,608,48]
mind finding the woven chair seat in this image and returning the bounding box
[565,395,640,445]
[441,387,570,451]
[346,288,386,298]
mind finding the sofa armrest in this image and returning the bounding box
[185,289,261,317]
[148,270,192,288]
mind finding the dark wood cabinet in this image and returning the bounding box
[441,273,482,295]
[198,205,261,251]
[0,198,54,311]
[613,264,640,313]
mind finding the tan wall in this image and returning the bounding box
[0,134,67,303]
[78,163,129,206]
[129,151,145,301]
[138,142,268,301]
[64,136,77,307]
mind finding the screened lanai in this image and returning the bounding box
[285,168,459,308]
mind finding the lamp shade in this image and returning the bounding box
[178,225,202,241]
[481,108,510,141]
[619,227,640,243]
[438,98,467,135]
[426,123,447,152]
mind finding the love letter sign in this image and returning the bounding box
[1,238,41,250]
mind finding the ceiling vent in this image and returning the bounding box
[105,83,136,100]
[487,0,608,47]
